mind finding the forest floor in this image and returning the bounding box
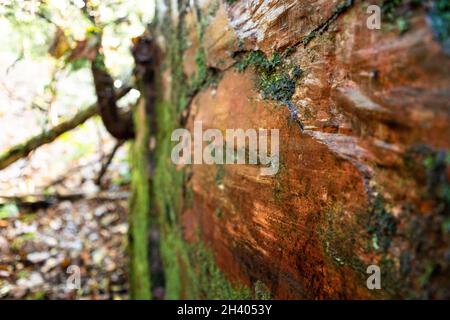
[0,195,129,299]
[0,114,131,300]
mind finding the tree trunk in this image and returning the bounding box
[127,34,162,299]
[128,98,151,299]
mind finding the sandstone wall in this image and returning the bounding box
[151,0,450,299]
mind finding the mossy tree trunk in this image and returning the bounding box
[128,98,151,299]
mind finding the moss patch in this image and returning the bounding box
[424,150,450,205]
[366,195,397,252]
[428,0,450,43]
[381,0,426,34]
[236,51,298,103]
[381,0,450,40]
[253,280,272,300]
[189,242,253,299]
[128,100,151,300]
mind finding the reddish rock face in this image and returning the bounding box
[163,0,449,299]
[182,71,372,299]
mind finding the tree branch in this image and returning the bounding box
[91,52,135,140]
[0,87,131,171]
[95,139,125,186]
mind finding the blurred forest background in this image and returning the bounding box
[0,0,154,299]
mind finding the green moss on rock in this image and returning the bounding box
[366,196,397,252]
[236,50,301,104]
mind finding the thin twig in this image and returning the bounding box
[95,140,125,186]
